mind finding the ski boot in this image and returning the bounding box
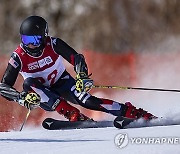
[122,102,156,120]
[114,102,157,128]
[55,99,92,122]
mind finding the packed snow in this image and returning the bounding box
[0,120,180,154]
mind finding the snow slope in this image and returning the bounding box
[0,125,180,154]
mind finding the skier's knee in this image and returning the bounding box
[23,77,41,91]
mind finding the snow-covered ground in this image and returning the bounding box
[0,124,180,154]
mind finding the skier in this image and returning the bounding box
[0,16,156,124]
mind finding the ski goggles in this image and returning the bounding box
[21,35,43,46]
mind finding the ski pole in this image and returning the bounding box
[93,85,180,93]
[19,109,31,131]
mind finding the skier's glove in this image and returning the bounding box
[75,72,93,93]
[18,92,41,110]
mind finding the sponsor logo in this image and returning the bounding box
[46,121,53,128]
[52,38,57,45]
[38,59,46,68]
[116,120,124,127]
[28,56,53,70]
[71,85,91,104]
[28,61,39,70]
[52,99,60,110]
[44,56,53,65]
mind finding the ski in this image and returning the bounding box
[42,117,180,130]
[42,118,114,130]
[113,116,164,129]
[114,116,180,129]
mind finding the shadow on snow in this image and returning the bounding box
[0,138,108,143]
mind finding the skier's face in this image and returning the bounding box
[21,35,45,57]
[27,44,39,49]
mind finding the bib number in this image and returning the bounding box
[36,69,58,86]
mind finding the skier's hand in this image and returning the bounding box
[18,92,41,110]
[75,72,93,93]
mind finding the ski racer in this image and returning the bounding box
[0,16,156,123]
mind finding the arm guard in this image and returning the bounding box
[0,52,21,101]
[0,83,19,101]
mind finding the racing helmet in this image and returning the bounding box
[20,16,48,57]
